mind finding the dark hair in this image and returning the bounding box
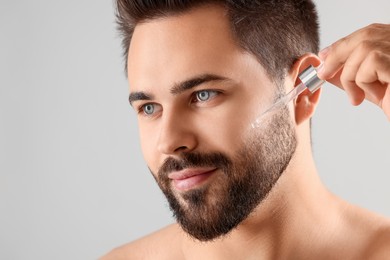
[115,0,319,82]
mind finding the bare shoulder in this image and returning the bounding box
[340,202,390,258]
[348,206,390,259]
[363,219,390,259]
[100,223,185,260]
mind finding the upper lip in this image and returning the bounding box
[168,167,217,180]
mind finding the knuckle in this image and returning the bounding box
[354,71,366,87]
[340,71,353,88]
[368,23,384,29]
[356,40,376,53]
[332,36,348,49]
[360,23,388,39]
[360,27,376,39]
[366,50,384,65]
[329,37,349,57]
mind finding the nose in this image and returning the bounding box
[157,110,197,155]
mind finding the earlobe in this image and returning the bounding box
[289,54,323,125]
[295,87,322,125]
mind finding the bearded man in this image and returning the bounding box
[102,0,390,259]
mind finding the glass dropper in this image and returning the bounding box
[251,64,325,128]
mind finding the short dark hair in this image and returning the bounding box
[115,0,319,82]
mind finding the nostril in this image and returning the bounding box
[156,123,197,155]
[174,146,188,152]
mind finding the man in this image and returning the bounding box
[103,0,390,258]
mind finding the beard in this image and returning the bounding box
[152,107,297,241]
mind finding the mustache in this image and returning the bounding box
[157,152,232,178]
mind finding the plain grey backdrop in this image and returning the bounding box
[1,0,389,259]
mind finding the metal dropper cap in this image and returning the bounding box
[298,65,325,93]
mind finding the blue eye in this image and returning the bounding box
[196,90,219,102]
[142,104,155,115]
[196,90,210,101]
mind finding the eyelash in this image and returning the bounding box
[137,89,221,116]
[137,103,157,115]
[192,89,220,103]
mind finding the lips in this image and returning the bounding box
[168,167,217,191]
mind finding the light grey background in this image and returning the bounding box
[0,0,389,259]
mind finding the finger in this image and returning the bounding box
[356,51,390,86]
[383,87,390,121]
[318,24,390,80]
[318,38,354,80]
[338,41,380,106]
[340,70,365,106]
[318,29,366,79]
[324,68,370,106]
[356,51,390,118]
[324,69,343,89]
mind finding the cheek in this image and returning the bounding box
[197,104,252,154]
[138,124,159,172]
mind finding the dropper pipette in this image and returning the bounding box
[251,64,325,128]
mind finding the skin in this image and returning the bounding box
[317,23,390,120]
[101,6,390,260]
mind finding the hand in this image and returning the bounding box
[317,23,390,121]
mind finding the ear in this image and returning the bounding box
[288,54,322,125]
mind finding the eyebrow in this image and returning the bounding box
[128,74,229,106]
[128,91,153,106]
[170,74,228,94]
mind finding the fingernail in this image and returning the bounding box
[316,63,325,79]
[319,46,330,59]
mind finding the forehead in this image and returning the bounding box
[127,5,250,91]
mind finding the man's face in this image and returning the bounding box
[128,6,297,240]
